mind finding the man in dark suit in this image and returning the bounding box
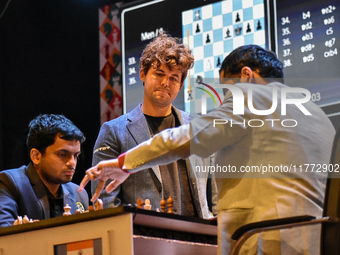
[0,114,89,227]
[91,33,215,218]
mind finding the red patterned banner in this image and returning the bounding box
[99,3,123,124]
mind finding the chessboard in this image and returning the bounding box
[182,0,267,114]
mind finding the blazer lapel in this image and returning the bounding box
[126,104,162,183]
[62,186,77,214]
[27,164,50,219]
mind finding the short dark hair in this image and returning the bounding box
[219,44,284,81]
[26,114,85,155]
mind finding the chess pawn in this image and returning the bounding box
[144,199,152,210]
[196,24,200,33]
[167,196,174,214]
[246,23,251,33]
[160,198,166,213]
[63,204,72,216]
[257,20,262,30]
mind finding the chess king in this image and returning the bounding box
[0,114,89,227]
[91,33,216,218]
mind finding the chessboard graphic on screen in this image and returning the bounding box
[182,0,267,114]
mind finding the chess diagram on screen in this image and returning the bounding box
[181,0,267,114]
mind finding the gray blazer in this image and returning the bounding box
[91,104,215,219]
[0,164,89,227]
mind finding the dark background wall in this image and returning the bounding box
[0,0,132,194]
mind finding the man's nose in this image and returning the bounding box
[161,76,170,86]
[67,156,77,169]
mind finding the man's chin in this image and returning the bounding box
[60,176,73,184]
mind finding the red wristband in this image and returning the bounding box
[118,153,129,173]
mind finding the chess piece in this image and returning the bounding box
[225,28,231,38]
[167,196,174,214]
[206,59,212,70]
[22,215,30,224]
[235,26,242,36]
[196,24,201,33]
[136,198,144,209]
[160,198,166,213]
[235,12,241,22]
[216,57,221,67]
[13,216,23,225]
[257,20,262,30]
[63,204,72,216]
[144,199,152,210]
[94,199,104,211]
[195,10,201,20]
[246,23,251,33]
[206,34,211,43]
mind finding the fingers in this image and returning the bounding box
[106,179,119,193]
[91,179,106,202]
[79,166,102,192]
[79,175,90,192]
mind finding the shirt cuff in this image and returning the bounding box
[118,153,129,173]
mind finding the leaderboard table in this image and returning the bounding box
[0,206,217,255]
[275,0,340,108]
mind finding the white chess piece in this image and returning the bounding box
[144,199,152,210]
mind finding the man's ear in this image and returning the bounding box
[30,148,41,165]
[240,66,254,83]
[139,68,146,82]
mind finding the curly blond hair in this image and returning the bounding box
[140,33,194,85]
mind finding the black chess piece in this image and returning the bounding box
[225,28,231,38]
[257,20,262,30]
[206,34,211,43]
[216,57,221,67]
[246,23,251,33]
[235,26,242,36]
[196,24,200,33]
[235,13,241,22]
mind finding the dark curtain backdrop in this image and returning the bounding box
[0,0,133,195]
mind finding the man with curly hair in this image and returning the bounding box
[91,33,215,218]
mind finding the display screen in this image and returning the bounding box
[182,0,267,114]
[121,0,269,114]
[274,0,340,126]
